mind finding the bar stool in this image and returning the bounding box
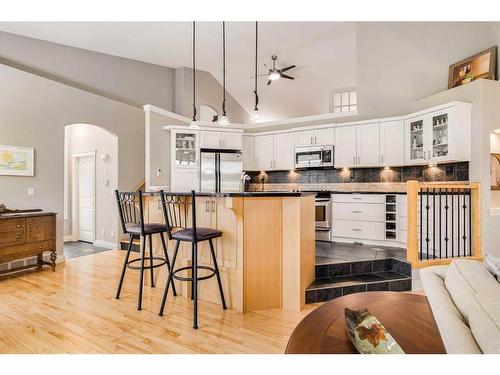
[158,190,227,329]
[115,190,177,310]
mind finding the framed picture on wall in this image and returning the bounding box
[0,145,35,176]
[491,153,500,190]
[448,46,497,89]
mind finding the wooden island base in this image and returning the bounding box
[145,193,315,313]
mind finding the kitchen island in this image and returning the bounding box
[144,192,315,313]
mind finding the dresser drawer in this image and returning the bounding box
[333,219,385,241]
[27,216,54,242]
[333,202,385,222]
[0,230,26,246]
[0,218,26,232]
[25,240,54,252]
[332,193,386,204]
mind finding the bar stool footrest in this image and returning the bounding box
[126,257,167,270]
[172,265,216,282]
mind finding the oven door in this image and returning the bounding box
[295,147,323,168]
[315,198,331,228]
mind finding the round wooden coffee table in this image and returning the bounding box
[286,291,446,354]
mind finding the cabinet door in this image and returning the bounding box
[27,216,53,242]
[221,132,243,150]
[335,126,357,168]
[429,109,452,162]
[356,123,380,167]
[273,133,295,170]
[254,135,274,171]
[406,116,427,165]
[200,131,222,149]
[314,127,335,146]
[171,168,200,192]
[195,197,214,264]
[242,136,254,170]
[172,130,199,168]
[380,120,405,166]
[294,130,315,147]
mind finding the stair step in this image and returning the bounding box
[305,271,412,303]
[119,239,141,252]
[315,257,411,279]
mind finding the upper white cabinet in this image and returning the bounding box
[335,126,357,168]
[254,135,274,171]
[294,127,334,147]
[380,120,405,166]
[253,133,295,171]
[405,104,471,165]
[274,133,295,170]
[242,136,254,171]
[200,130,243,150]
[171,129,199,168]
[356,123,380,167]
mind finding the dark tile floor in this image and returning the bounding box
[316,241,406,264]
[64,241,110,259]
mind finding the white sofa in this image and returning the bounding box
[420,259,500,354]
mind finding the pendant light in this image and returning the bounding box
[218,21,230,126]
[189,21,199,129]
[250,21,261,121]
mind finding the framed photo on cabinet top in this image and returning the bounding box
[448,46,497,89]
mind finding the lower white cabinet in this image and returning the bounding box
[171,168,199,192]
[333,219,386,241]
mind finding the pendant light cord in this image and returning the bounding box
[192,21,197,122]
[254,21,259,111]
[222,21,227,116]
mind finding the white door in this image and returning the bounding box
[380,120,405,166]
[334,126,357,168]
[77,155,95,242]
[254,135,274,170]
[356,123,380,167]
[200,131,222,148]
[221,132,243,150]
[274,133,295,170]
[294,130,315,147]
[314,127,335,146]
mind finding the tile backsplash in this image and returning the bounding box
[246,162,469,185]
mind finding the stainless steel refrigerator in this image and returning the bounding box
[200,149,243,193]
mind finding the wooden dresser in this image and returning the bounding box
[0,212,57,275]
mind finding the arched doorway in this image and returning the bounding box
[63,123,118,259]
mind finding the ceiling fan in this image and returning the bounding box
[264,55,296,85]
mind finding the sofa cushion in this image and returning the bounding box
[469,289,500,354]
[484,254,500,282]
[444,260,498,324]
[420,266,482,353]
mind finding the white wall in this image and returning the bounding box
[65,124,118,245]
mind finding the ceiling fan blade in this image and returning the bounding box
[280,74,295,80]
[279,65,296,73]
[267,80,272,85]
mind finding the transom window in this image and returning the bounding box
[331,89,357,113]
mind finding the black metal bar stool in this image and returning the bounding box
[115,190,177,310]
[158,190,226,329]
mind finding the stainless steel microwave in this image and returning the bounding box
[294,145,334,169]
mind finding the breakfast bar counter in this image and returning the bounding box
[145,192,315,313]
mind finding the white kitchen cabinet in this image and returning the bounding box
[242,136,254,171]
[274,132,295,170]
[200,130,243,150]
[254,135,274,171]
[380,120,405,166]
[171,129,199,168]
[171,168,199,192]
[356,123,380,167]
[406,104,471,165]
[294,127,334,147]
[334,126,357,168]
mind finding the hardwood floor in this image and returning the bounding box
[0,250,317,354]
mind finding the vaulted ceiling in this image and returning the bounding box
[0,22,357,122]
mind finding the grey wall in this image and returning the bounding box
[0,31,176,109]
[355,22,496,120]
[175,67,251,123]
[0,64,144,263]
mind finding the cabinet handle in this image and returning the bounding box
[311,136,313,145]
[381,154,384,164]
[205,200,210,212]
[352,156,356,164]
[270,161,273,169]
[315,136,317,144]
[352,210,363,213]
[357,156,360,164]
[16,224,20,228]
[428,150,431,159]
[211,200,216,212]
[352,228,362,232]
[352,197,362,200]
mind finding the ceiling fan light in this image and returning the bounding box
[218,115,230,126]
[251,109,261,121]
[269,71,280,81]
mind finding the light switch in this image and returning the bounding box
[27,187,35,197]
[156,169,162,177]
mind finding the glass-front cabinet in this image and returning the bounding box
[172,130,199,168]
[430,111,451,161]
[408,118,425,163]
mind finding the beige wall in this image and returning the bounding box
[0,31,176,109]
[0,64,144,264]
[65,124,119,245]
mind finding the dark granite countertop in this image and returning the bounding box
[146,191,316,197]
[331,191,407,195]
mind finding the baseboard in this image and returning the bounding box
[64,235,77,242]
[93,240,118,249]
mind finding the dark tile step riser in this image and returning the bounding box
[120,241,140,253]
[315,258,411,279]
[306,278,412,304]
